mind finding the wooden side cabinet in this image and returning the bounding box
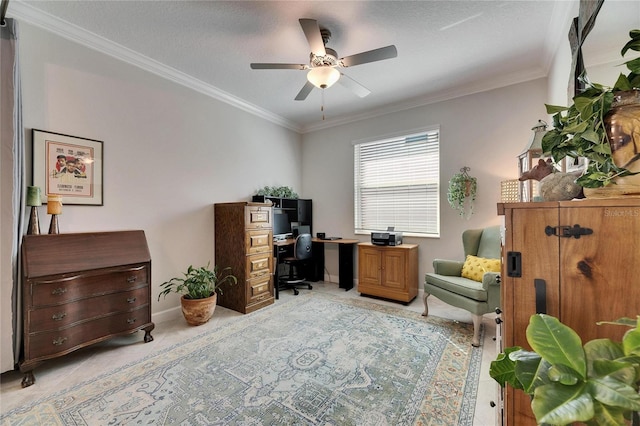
[20,231,154,388]
[497,199,640,425]
[357,243,418,303]
[215,202,274,314]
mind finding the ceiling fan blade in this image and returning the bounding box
[338,73,371,98]
[340,45,398,67]
[299,18,326,57]
[250,63,307,70]
[295,81,315,101]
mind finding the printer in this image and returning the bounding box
[371,229,403,246]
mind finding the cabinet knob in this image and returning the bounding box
[127,297,137,303]
[495,317,503,325]
[52,312,67,321]
[127,276,137,283]
[495,307,502,314]
[127,318,137,324]
[489,401,496,407]
[51,287,67,295]
[52,337,67,346]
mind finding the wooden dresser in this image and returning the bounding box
[357,243,419,303]
[20,230,154,387]
[215,202,274,314]
[497,199,640,425]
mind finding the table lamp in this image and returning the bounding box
[47,195,62,234]
[26,186,42,235]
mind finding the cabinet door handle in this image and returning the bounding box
[127,276,137,283]
[52,312,67,321]
[127,318,137,324]
[535,278,547,314]
[127,297,137,303]
[52,337,67,346]
[51,287,67,295]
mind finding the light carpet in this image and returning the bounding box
[1,292,482,425]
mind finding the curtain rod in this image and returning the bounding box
[0,0,9,26]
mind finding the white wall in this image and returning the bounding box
[0,22,302,372]
[302,78,548,282]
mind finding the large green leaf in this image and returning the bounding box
[588,376,640,410]
[622,317,640,356]
[548,364,580,385]
[591,359,637,386]
[526,314,587,379]
[490,346,522,389]
[532,383,594,425]
[510,351,551,394]
[591,401,629,426]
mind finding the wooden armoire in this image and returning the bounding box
[497,199,640,425]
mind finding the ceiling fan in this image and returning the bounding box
[250,18,398,101]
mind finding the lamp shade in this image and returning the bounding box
[26,186,42,206]
[307,66,340,89]
[47,196,63,215]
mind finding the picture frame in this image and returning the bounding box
[32,129,103,206]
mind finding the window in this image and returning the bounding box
[354,128,440,237]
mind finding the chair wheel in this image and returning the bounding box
[293,289,299,295]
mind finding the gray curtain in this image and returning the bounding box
[1,17,25,369]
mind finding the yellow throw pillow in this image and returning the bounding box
[461,255,501,282]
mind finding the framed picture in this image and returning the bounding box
[32,129,103,206]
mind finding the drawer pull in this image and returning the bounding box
[51,287,67,295]
[127,276,137,283]
[127,318,137,324]
[52,312,67,321]
[52,337,67,346]
[127,297,137,304]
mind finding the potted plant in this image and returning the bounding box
[490,314,640,425]
[542,29,640,192]
[255,185,298,199]
[158,262,237,326]
[447,166,477,218]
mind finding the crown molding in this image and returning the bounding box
[9,1,303,133]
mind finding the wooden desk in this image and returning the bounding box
[273,237,360,298]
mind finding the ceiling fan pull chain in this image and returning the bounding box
[321,89,325,120]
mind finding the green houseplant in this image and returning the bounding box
[447,166,477,218]
[255,185,298,199]
[542,29,640,189]
[158,263,237,325]
[490,314,640,425]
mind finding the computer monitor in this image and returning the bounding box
[273,213,292,238]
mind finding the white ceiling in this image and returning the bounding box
[7,1,639,133]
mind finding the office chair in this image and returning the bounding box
[279,233,313,295]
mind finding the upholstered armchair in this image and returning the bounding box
[423,226,501,347]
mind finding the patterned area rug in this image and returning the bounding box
[1,292,482,425]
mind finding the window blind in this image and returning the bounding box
[354,130,440,237]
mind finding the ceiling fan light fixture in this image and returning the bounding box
[307,66,340,89]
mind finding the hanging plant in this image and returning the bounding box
[447,166,477,218]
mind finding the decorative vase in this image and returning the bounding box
[180,293,217,326]
[585,89,640,198]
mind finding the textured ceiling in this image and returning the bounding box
[8,0,639,133]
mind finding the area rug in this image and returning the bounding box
[1,292,482,425]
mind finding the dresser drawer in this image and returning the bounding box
[245,206,272,229]
[29,265,148,307]
[246,252,272,279]
[246,275,272,305]
[25,305,150,360]
[28,286,149,332]
[245,230,272,254]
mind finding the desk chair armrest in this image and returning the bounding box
[432,259,464,276]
